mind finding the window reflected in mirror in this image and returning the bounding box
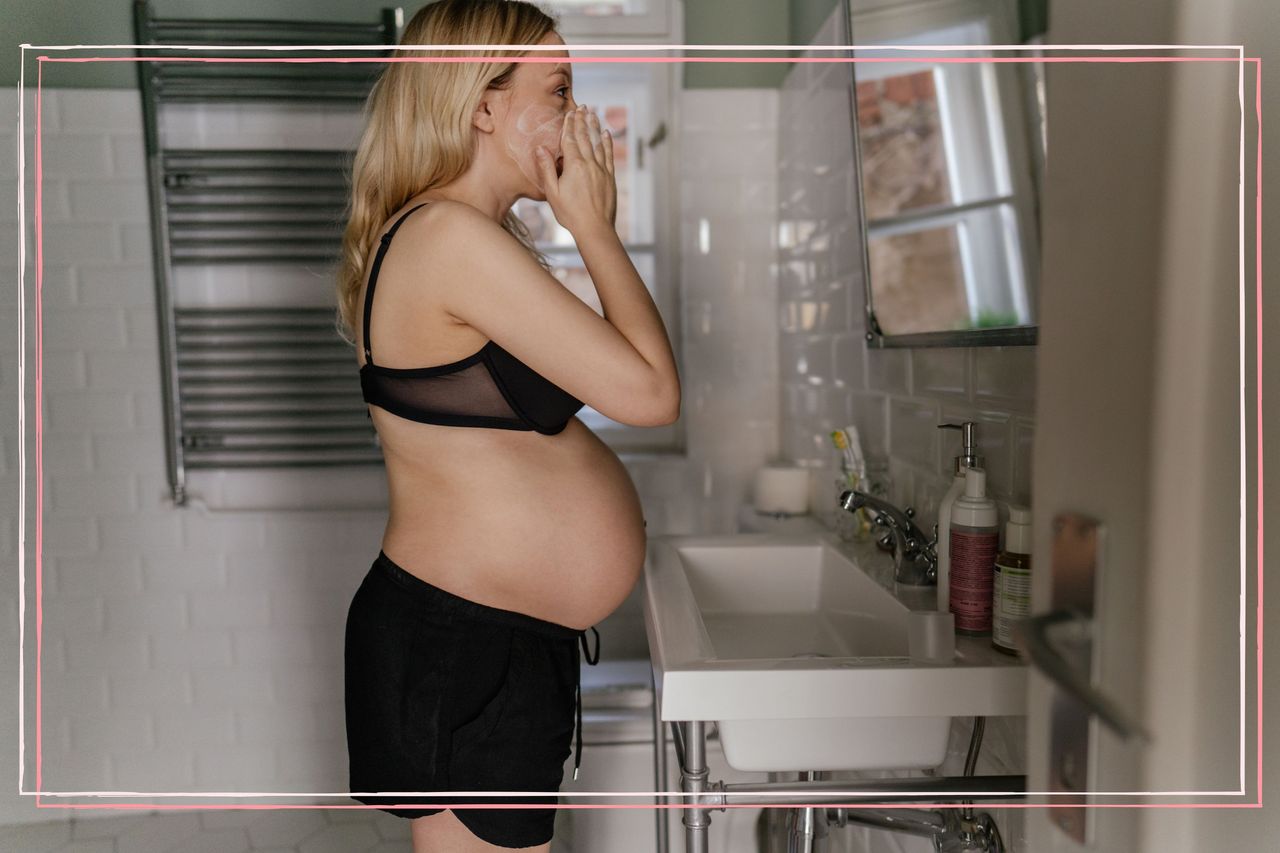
[850,2,1042,344]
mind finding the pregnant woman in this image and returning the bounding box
[336,1,679,851]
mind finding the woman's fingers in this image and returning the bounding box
[573,107,593,162]
[602,126,614,175]
[544,105,617,233]
[534,144,558,194]
[585,109,613,175]
[584,111,602,165]
[560,108,585,162]
[561,106,611,172]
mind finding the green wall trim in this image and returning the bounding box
[1017,0,1050,41]
[790,0,840,51]
[682,0,791,89]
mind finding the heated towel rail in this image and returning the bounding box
[132,0,403,504]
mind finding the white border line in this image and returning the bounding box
[16,42,1254,802]
[17,43,27,797]
[1237,47,1248,797]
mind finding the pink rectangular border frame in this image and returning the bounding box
[14,44,1263,815]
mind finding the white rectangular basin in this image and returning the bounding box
[642,531,1026,772]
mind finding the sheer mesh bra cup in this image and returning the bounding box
[359,203,586,436]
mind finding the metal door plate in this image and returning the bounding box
[1047,511,1103,844]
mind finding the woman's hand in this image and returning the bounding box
[535,105,617,236]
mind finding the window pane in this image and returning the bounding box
[868,201,1029,334]
[868,224,966,335]
[854,19,1014,209]
[856,70,952,219]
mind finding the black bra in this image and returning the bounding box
[359,203,585,435]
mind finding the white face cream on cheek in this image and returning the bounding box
[504,103,568,189]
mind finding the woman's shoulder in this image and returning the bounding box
[388,197,508,251]
[379,200,513,311]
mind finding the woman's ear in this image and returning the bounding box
[471,89,505,134]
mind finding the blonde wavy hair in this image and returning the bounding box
[334,0,559,348]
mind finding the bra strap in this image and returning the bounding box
[362,202,432,365]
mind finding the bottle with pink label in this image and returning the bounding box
[948,467,999,635]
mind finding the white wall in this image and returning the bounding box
[0,83,780,828]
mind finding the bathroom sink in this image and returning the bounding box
[642,531,1026,772]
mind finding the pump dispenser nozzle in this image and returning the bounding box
[938,421,984,474]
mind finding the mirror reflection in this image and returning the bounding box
[848,1,1046,343]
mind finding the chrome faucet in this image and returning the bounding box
[838,489,937,586]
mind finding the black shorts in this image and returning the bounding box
[344,550,599,849]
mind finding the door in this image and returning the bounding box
[1025,0,1260,850]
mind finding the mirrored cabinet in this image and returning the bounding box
[843,0,1044,348]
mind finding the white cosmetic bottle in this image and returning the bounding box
[949,467,1000,635]
[935,422,983,612]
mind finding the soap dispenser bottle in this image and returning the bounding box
[949,466,999,635]
[934,422,984,612]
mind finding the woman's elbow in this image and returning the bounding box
[616,373,678,427]
[651,380,681,426]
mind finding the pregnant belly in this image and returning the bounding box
[380,419,648,631]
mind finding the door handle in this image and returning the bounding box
[1021,609,1151,743]
[637,120,667,169]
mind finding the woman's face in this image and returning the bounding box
[494,30,578,196]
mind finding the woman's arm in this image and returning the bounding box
[402,201,679,427]
[571,219,680,423]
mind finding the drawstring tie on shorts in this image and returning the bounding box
[572,625,600,780]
